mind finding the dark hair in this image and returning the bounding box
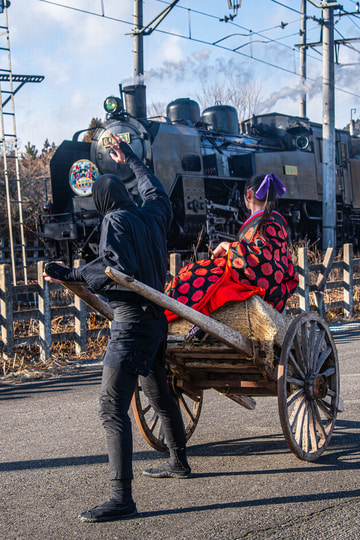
[244,174,278,236]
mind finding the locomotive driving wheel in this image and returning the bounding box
[277,312,339,461]
[131,373,203,453]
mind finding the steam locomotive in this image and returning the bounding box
[38,83,360,263]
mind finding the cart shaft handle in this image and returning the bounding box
[105,266,255,358]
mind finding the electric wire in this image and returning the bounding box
[36,0,360,100]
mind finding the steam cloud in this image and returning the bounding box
[256,77,322,113]
[123,50,254,85]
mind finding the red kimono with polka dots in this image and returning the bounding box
[165,210,298,322]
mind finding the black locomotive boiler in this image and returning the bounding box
[38,84,360,262]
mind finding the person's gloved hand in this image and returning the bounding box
[44,262,83,282]
[108,133,136,164]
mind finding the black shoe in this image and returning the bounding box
[78,500,138,523]
[143,460,191,479]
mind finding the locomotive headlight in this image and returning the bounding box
[104,96,123,115]
[295,135,309,150]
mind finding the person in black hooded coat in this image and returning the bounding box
[44,134,191,523]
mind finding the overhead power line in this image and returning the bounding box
[36,0,360,100]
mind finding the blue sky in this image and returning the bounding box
[6,0,360,150]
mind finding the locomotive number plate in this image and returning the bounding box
[284,165,298,175]
[102,133,131,146]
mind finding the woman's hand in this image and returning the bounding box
[212,241,230,258]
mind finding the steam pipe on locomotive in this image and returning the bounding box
[38,83,360,263]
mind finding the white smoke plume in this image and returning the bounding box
[123,50,256,86]
[256,77,322,113]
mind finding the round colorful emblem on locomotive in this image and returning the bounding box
[69,159,99,196]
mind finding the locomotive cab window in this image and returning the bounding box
[182,154,201,172]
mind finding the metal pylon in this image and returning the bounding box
[0,3,43,284]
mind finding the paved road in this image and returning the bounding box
[1,323,359,540]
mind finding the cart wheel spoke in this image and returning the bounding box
[321,367,336,377]
[317,399,333,420]
[301,404,310,453]
[178,393,196,423]
[148,412,160,432]
[278,312,339,461]
[289,395,306,430]
[132,374,203,453]
[294,332,308,372]
[312,400,327,440]
[309,402,319,452]
[289,351,306,380]
[287,376,305,386]
[287,388,304,407]
[312,329,326,370]
[300,323,309,367]
[308,322,317,371]
[314,346,332,374]
[142,404,151,415]
[294,399,307,444]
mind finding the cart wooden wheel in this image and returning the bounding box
[131,374,203,453]
[278,312,339,461]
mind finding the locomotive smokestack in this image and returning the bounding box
[123,84,147,118]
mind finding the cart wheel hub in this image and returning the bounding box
[306,373,328,400]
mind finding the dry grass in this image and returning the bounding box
[0,312,109,384]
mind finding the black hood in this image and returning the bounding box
[92,174,133,216]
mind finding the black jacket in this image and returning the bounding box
[79,146,172,302]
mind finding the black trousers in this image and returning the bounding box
[98,345,186,481]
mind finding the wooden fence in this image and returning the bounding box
[1,245,360,360]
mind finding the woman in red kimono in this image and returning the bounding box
[165,173,298,322]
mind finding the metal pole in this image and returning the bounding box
[299,0,307,117]
[350,108,356,136]
[134,0,144,82]
[322,4,336,249]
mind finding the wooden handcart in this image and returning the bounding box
[67,267,341,463]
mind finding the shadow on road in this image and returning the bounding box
[0,370,102,401]
[2,420,358,475]
[136,487,360,519]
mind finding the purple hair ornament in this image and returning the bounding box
[255,173,287,200]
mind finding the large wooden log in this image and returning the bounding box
[63,282,114,321]
[105,266,256,358]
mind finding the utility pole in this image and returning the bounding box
[133,0,144,81]
[299,0,307,117]
[305,0,339,249]
[131,0,180,83]
[321,2,336,249]
[299,1,360,248]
